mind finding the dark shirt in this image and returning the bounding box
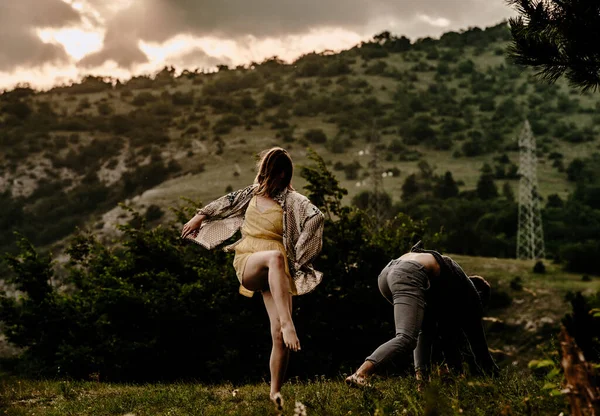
[410,241,498,375]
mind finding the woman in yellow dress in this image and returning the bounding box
[181,147,324,409]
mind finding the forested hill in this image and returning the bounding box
[1,21,599,265]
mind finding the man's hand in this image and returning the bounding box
[181,214,205,239]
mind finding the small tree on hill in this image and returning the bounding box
[477,163,499,200]
[434,172,459,200]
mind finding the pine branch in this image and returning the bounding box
[506,0,600,92]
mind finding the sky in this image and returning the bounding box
[0,0,516,90]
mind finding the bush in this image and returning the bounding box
[488,289,513,310]
[560,241,600,274]
[132,92,157,106]
[145,205,164,221]
[510,276,523,291]
[304,129,327,144]
[262,89,287,108]
[185,125,200,135]
[213,114,243,135]
[326,136,347,153]
[97,102,113,116]
[533,260,546,274]
[457,60,476,75]
[3,101,32,119]
[0,152,427,382]
[343,161,361,180]
[171,91,194,106]
[364,61,388,75]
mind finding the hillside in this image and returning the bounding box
[1,21,599,255]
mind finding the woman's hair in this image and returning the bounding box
[254,147,294,197]
[469,275,491,309]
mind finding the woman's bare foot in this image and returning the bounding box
[270,392,284,412]
[281,323,301,351]
[345,373,371,388]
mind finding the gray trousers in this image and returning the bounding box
[366,259,430,368]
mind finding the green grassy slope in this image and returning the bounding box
[1,22,599,251]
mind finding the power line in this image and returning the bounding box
[516,120,546,260]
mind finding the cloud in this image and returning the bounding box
[0,0,516,88]
[78,33,148,68]
[77,0,513,68]
[172,48,232,70]
[0,0,81,71]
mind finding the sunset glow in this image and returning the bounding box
[37,27,105,60]
[0,0,514,90]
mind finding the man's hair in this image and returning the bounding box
[254,147,294,197]
[469,275,491,309]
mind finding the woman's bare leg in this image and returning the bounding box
[242,250,300,351]
[262,290,290,401]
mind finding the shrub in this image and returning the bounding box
[171,91,194,106]
[457,60,476,75]
[533,260,546,274]
[213,114,243,135]
[0,152,427,382]
[488,289,513,309]
[145,205,164,221]
[132,92,157,106]
[304,129,327,144]
[510,276,523,291]
[97,102,113,116]
[326,137,347,153]
[262,89,287,108]
[182,126,198,137]
[343,161,361,180]
[560,241,600,274]
[364,61,388,76]
[3,101,32,119]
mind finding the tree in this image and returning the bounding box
[507,0,600,92]
[477,163,499,200]
[502,182,515,201]
[402,174,420,201]
[434,172,459,199]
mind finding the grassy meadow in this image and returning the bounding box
[0,253,589,415]
[0,371,567,416]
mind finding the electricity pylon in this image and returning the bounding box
[516,120,545,260]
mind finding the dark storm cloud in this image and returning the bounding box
[0,1,81,71]
[78,0,512,68]
[1,0,513,72]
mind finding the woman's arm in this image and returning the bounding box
[180,213,207,239]
[195,184,256,219]
[181,184,256,240]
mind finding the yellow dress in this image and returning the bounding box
[232,196,297,297]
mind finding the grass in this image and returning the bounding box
[0,370,567,416]
[0,253,587,415]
